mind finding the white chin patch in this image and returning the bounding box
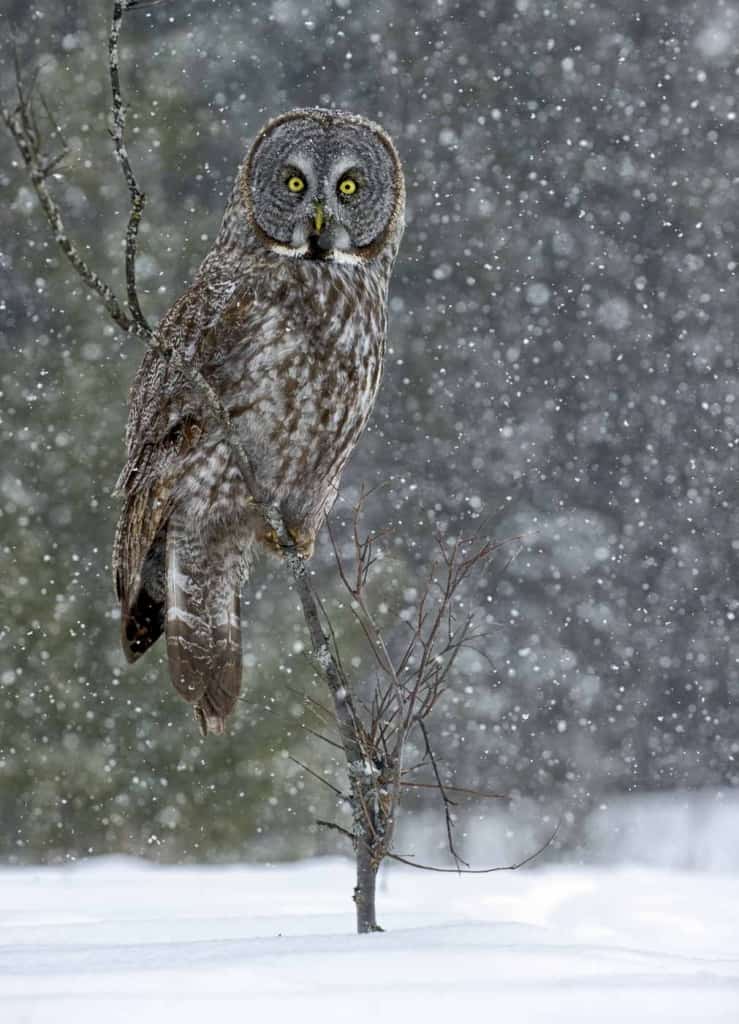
[329,249,363,265]
[268,241,363,265]
[269,241,309,258]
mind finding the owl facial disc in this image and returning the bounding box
[243,108,404,262]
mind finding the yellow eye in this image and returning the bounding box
[338,177,358,196]
[287,175,305,193]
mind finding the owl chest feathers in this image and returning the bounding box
[177,254,388,527]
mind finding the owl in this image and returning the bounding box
[113,108,405,735]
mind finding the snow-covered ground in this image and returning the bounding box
[1,854,738,1023]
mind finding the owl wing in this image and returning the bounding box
[113,281,257,666]
[113,347,193,661]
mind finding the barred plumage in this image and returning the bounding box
[113,108,405,734]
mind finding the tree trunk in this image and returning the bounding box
[354,837,382,933]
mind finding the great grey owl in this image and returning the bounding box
[113,108,405,735]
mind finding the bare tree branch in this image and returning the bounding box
[1,54,144,338]
[285,685,338,732]
[288,756,347,800]
[387,821,561,874]
[316,819,354,841]
[416,718,469,870]
[401,781,508,800]
[109,0,150,336]
[126,0,172,9]
[300,722,344,752]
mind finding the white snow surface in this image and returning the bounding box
[1,856,738,1022]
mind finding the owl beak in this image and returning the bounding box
[312,202,325,235]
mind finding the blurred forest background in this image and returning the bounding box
[1,0,737,865]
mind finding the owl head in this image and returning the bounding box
[240,108,405,263]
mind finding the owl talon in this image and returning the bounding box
[262,527,283,555]
[287,526,315,560]
[260,524,314,559]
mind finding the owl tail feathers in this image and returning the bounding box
[165,528,243,737]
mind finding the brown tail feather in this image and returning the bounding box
[165,524,242,736]
[193,591,242,736]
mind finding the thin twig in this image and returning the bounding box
[416,719,469,869]
[286,686,338,732]
[387,821,561,874]
[288,755,347,800]
[300,722,344,751]
[316,819,354,841]
[401,781,508,800]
